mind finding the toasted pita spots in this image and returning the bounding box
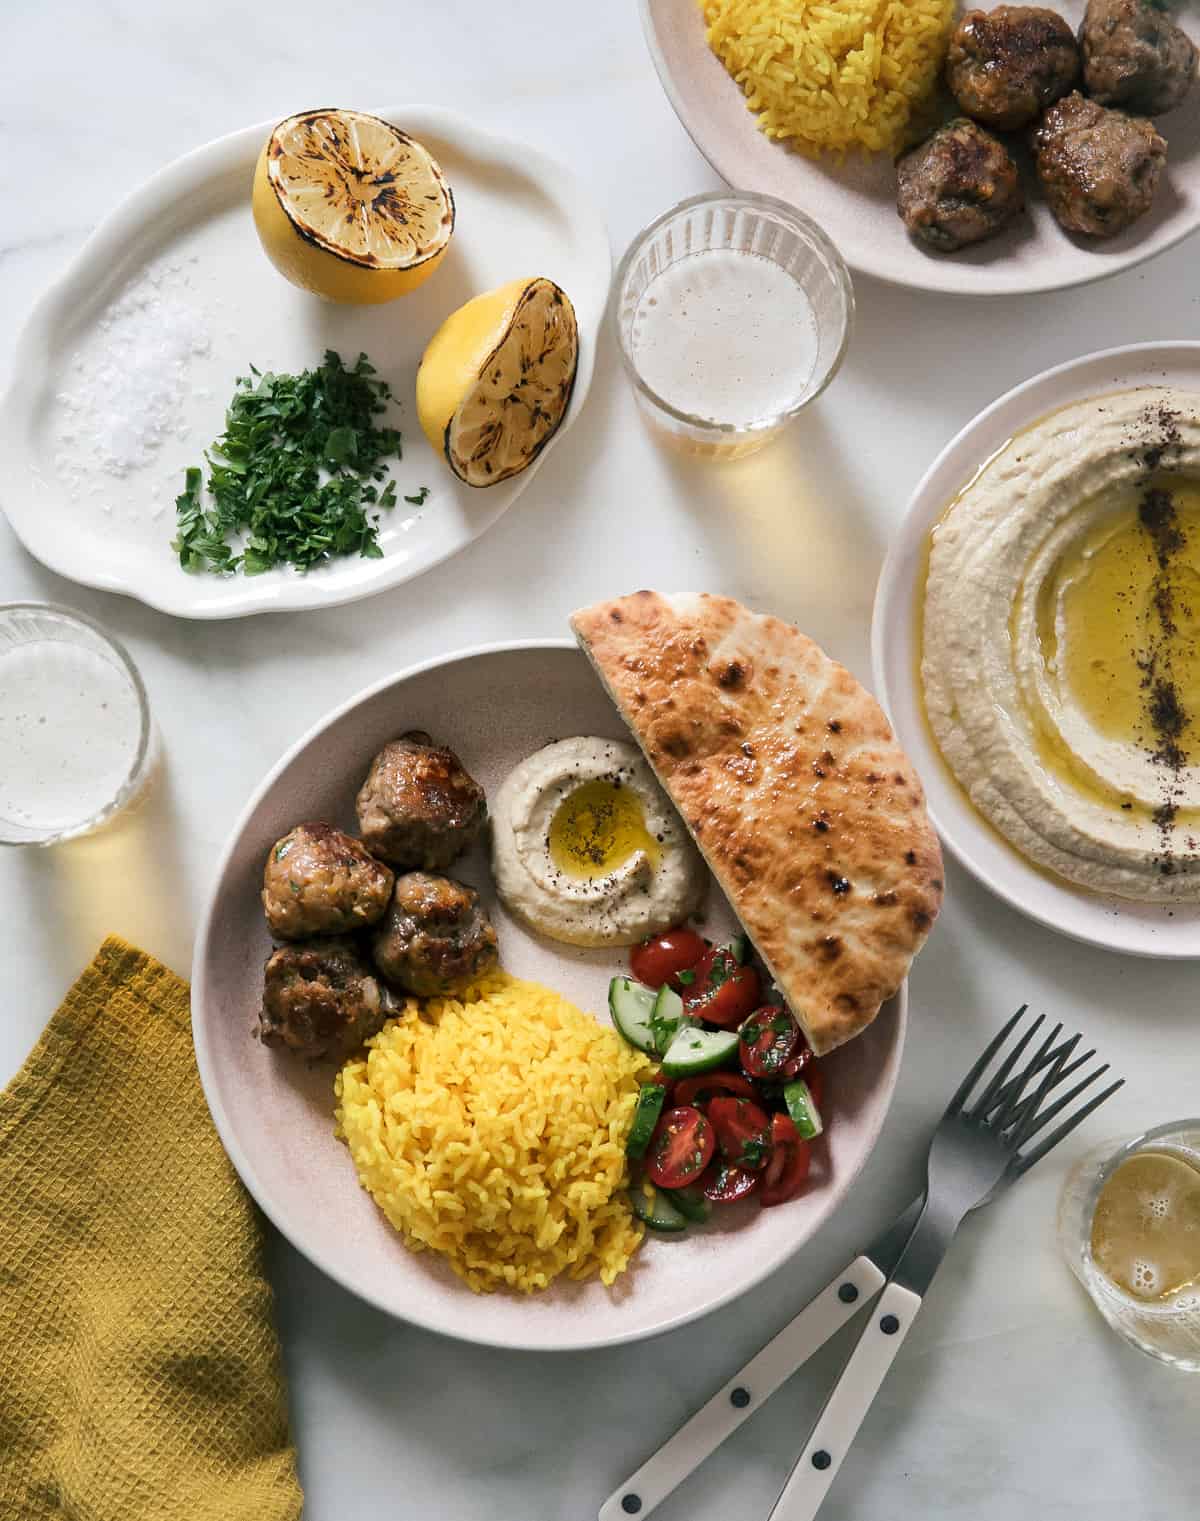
[571,590,943,1055]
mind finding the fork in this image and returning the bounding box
[600,1008,1122,1521]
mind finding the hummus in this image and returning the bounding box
[491,736,707,945]
[923,387,1200,902]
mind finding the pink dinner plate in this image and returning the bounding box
[193,641,906,1350]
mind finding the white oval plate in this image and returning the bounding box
[642,0,1200,297]
[0,107,609,619]
[193,641,906,1350]
[873,341,1200,957]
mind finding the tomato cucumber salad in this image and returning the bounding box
[610,926,827,1236]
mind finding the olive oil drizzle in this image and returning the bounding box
[547,778,661,881]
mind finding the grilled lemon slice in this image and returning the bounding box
[416,277,578,487]
[252,109,454,304]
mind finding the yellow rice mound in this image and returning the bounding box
[700,0,954,157]
[334,970,655,1295]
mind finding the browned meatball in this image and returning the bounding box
[947,6,1080,129]
[356,731,486,871]
[371,872,498,997]
[1033,92,1166,237]
[262,822,394,940]
[259,937,386,1059]
[897,119,1025,252]
[1080,0,1197,115]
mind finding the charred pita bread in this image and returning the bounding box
[571,591,943,1055]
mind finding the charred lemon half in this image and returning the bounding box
[252,109,454,304]
[416,277,579,488]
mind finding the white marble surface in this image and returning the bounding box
[2,4,1199,1517]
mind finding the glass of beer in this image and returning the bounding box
[1057,1119,1200,1370]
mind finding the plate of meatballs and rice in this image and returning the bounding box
[644,0,1200,295]
[192,591,944,1349]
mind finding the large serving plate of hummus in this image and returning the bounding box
[193,639,906,1350]
[874,340,1200,956]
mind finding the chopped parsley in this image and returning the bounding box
[403,486,431,506]
[173,350,404,575]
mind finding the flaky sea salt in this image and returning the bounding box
[54,261,211,493]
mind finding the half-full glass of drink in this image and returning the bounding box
[1058,1120,1200,1370]
[613,192,853,460]
[0,603,156,845]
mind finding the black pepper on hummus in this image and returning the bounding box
[490,737,706,946]
[922,387,1200,901]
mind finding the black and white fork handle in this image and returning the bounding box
[598,1253,889,1521]
[765,1278,923,1520]
[767,1196,958,1520]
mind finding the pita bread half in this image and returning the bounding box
[571,591,943,1055]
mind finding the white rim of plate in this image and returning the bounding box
[872,339,1200,956]
[192,637,908,1349]
[0,106,610,619]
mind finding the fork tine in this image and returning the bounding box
[1011,1063,1110,1150]
[1000,1032,1080,1138]
[1010,1078,1125,1176]
[985,1022,1064,1131]
[1001,1045,1096,1133]
[969,1013,1047,1120]
[945,1005,1028,1119]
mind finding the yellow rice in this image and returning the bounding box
[334,970,655,1295]
[700,0,954,158]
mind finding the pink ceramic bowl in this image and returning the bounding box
[192,641,906,1350]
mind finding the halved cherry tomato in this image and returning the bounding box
[683,947,762,1029]
[672,1072,758,1108]
[759,1113,812,1207]
[739,1005,801,1080]
[701,1157,759,1203]
[778,1041,814,1083]
[706,1095,773,1172]
[646,1106,715,1189]
[630,928,707,990]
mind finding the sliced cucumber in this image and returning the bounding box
[663,1183,712,1225]
[650,984,687,1055]
[628,1180,688,1233]
[609,977,657,1054]
[626,1083,667,1159]
[783,1078,825,1139]
[661,1024,740,1077]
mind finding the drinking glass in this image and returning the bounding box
[1057,1119,1200,1371]
[0,603,155,845]
[613,191,853,460]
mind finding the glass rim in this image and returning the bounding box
[0,601,153,845]
[1079,1117,1200,1292]
[611,189,856,437]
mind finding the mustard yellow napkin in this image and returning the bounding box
[0,937,303,1521]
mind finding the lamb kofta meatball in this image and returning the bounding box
[262,822,394,940]
[1033,92,1166,237]
[1079,0,1197,116]
[946,6,1080,129]
[371,872,499,997]
[259,937,386,1059]
[356,731,486,872]
[897,119,1025,251]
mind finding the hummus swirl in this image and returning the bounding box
[491,737,706,946]
[923,387,1200,902]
